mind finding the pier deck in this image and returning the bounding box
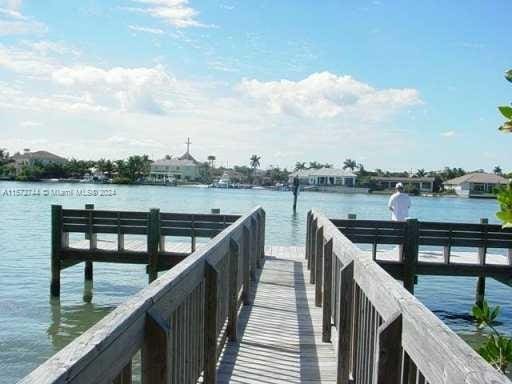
[217,245,336,384]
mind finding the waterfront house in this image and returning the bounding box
[11,149,67,175]
[149,152,201,182]
[443,172,510,197]
[289,168,357,187]
[372,176,436,193]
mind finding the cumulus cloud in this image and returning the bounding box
[128,0,208,28]
[237,72,421,119]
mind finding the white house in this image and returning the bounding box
[149,152,201,182]
[289,168,357,187]
[372,176,436,193]
[443,172,510,198]
[11,149,67,175]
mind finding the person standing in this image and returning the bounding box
[388,182,411,221]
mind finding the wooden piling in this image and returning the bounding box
[50,205,62,297]
[403,219,419,294]
[337,261,354,384]
[242,225,251,305]
[228,239,239,341]
[375,313,402,384]
[147,208,160,283]
[84,204,94,282]
[142,310,170,384]
[475,218,488,307]
[204,261,218,384]
[315,226,324,307]
[322,238,333,342]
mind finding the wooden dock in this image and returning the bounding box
[20,206,512,384]
[217,245,336,384]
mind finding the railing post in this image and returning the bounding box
[315,226,324,307]
[475,218,488,307]
[228,239,240,341]
[191,215,196,252]
[148,208,160,283]
[255,212,263,269]
[337,261,354,384]
[204,261,218,384]
[260,210,266,266]
[375,312,402,384]
[84,204,94,282]
[50,205,62,297]
[242,225,251,305]
[403,219,419,294]
[113,362,132,384]
[306,211,312,261]
[117,212,124,251]
[250,217,257,280]
[310,218,318,283]
[322,238,333,342]
[308,217,317,272]
[142,309,170,384]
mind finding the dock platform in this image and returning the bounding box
[217,245,336,383]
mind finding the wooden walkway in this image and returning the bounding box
[216,245,337,384]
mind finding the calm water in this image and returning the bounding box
[0,181,510,382]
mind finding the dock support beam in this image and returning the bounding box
[50,205,62,297]
[315,226,324,307]
[142,310,170,384]
[147,208,160,284]
[337,261,354,384]
[403,219,419,294]
[83,204,93,303]
[475,218,488,307]
[322,238,333,342]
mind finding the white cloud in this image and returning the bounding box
[237,71,421,119]
[129,25,164,34]
[128,0,208,28]
[0,0,22,12]
[20,120,42,127]
[0,19,47,36]
[0,1,47,36]
[441,130,456,137]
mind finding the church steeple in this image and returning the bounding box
[185,137,192,154]
[178,137,198,163]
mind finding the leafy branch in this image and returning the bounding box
[496,69,512,228]
[472,301,512,373]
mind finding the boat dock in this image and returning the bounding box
[20,206,512,384]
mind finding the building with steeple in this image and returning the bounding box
[149,138,201,182]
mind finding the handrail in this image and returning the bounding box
[307,209,510,384]
[21,206,265,384]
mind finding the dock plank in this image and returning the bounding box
[216,246,337,384]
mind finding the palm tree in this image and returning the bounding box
[343,158,357,171]
[250,155,261,169]
[308,161,322,169]
[294,162,306,171]
[416,169,426,177]
[207,155,216,168]
[494,165,503,175]
[250,155,261,184]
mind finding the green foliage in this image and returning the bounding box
[497,184,512,228]
[472,301,512,373]
[343,158,357,171]
[496,69,512,226]
[111,177,132,184]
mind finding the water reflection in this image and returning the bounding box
[289,211,301,245]
[48,298,113,352]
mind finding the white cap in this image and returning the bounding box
[396,182,404,189]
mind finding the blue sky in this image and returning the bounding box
[0,0,510,171]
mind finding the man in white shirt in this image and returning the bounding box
[388,182,411,221]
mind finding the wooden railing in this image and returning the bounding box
[306,210,510,384]
[23,206,264,384]
[331,217,512,294]
[50,205,243,296]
